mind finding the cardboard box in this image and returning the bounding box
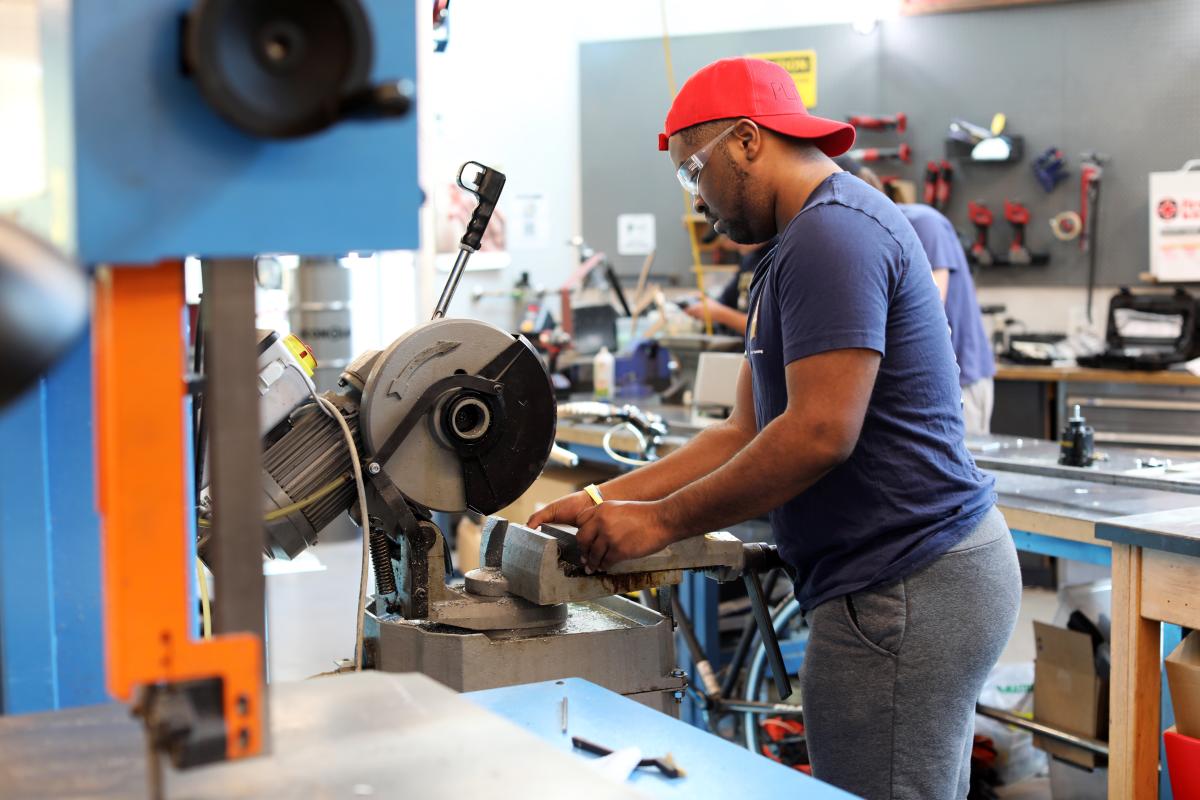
[1033,621,1108,769]
[1048,758,1107,800]
[1166,631,1200,739]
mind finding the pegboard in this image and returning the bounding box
[579,0,1200,288]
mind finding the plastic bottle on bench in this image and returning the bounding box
[593,346,614,400]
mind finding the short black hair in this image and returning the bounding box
[678,118,738,147]
[680,118,821,159]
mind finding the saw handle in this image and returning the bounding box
[433,162,508,319]
[741,543,793,700]
[457,161,507,253]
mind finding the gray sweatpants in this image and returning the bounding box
[800,506,1021,799]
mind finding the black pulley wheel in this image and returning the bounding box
[185,0,374,139]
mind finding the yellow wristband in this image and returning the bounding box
[583,484,604,506]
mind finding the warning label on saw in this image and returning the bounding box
[746,50,817,108]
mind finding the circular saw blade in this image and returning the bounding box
[359,318,555,513]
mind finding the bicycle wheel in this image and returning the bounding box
[741,597,805,753]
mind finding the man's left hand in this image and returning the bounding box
[574,500,677,572]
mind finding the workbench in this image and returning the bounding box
[1097,510,1200,798]
[994,363,1200,447]
[0,670,846,798]
[467,678,852,798]
[554,407,1200,799]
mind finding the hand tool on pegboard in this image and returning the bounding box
[1004,200,1033,265]
[846,112,907,132]
[967,200,994,267]
[923,161,939,206]
[935,160,953,210]
[1003,200,1049,266]
[1032,147,1069,193]
[1079,152,1109,322]
[847,143,912,164]
[1049,211,1082,242]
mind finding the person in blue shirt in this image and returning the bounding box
[530,57,1020,799]
[683,237,777,335]
[835,157,998,434]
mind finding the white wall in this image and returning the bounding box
[417,0,583,328]
[574,1,897,42]
[976,285,1118,340]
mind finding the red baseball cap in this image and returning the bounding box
[658,57,855,156]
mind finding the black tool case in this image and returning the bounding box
[1077,287,1200,370]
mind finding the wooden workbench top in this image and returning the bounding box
[995,364,1200,386]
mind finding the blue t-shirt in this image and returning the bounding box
[745,172,995,611]
[899,204,996,386]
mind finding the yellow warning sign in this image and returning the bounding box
[746,50,818,108]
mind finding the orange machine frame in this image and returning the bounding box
[94,262,263,759]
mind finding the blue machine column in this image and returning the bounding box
[0,334,105,713]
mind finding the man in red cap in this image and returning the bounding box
[531,57,1020,798]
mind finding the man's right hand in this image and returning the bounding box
[527,490,596,530]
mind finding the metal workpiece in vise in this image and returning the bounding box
[457,519,795,700]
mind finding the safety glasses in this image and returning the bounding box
[675,123,738,195]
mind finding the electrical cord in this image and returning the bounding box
[309,393,371,671]
[196,557,212,639]
[196,472,351,528]
[263,473,351,521]
[284,364,372,672]
[601,421,655,466]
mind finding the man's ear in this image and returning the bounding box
[735,119,764,161]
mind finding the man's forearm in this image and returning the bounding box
[600,421,753,502]
[659,414,842,538]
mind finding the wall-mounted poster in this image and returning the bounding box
[902,0,1077,14]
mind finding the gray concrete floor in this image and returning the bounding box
[266,538,369,682]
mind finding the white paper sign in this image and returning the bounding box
[509,193,549,249]
[617,213,656,256]
[1150,163,1200,282]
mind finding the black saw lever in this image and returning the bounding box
[432,161,507,319]
[741,543,793,700]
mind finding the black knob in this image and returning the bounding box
[0,220,88,409]
[185,0,412,139]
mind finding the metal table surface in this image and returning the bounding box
[467,677,853,799]
[557,411,1200,541]
[1097,508,1200,557]
[0,671,643,799]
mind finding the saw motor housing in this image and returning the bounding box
[199,317,556,565]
